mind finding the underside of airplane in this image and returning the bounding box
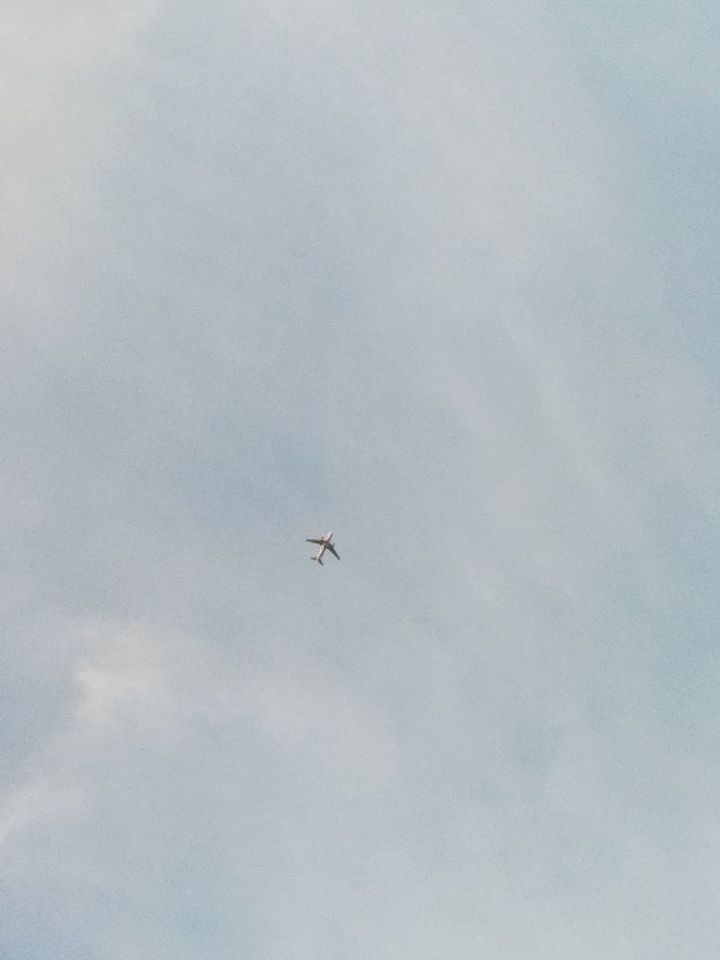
[306,532,340,564]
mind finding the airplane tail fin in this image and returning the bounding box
[310,555,324,564]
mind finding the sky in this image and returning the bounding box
[2,1,719,957]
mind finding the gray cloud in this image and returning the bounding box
[3,1,719,957]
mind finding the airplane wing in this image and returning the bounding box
[306,538,325,545]
[326,543,340,560]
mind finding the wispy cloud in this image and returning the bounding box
[2,0,719,956]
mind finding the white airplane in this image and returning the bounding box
[306,531,340,565]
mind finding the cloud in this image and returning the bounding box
[0,777,84,851]
[2,1,719,957]
[72,622,176,730]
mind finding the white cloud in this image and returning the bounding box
[73,622,175,731]
[0,777,84,850]
[2,1,719,957]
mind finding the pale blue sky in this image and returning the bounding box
[2,2,719,958]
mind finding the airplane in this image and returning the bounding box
[306,531,340,565]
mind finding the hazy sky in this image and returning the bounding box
[3,2,719,958]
